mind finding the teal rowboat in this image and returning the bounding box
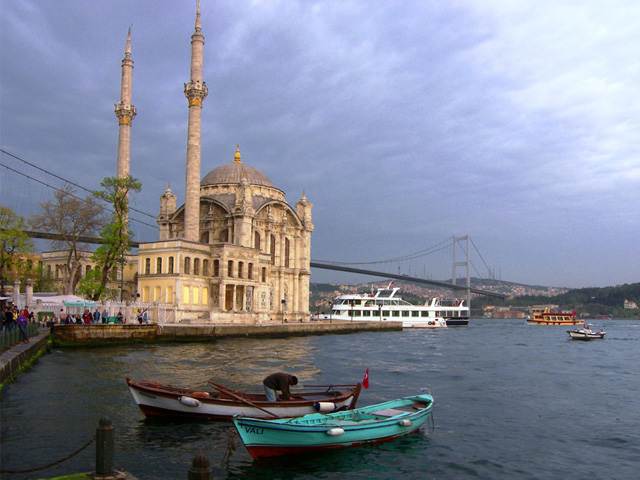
[233,393,434,459]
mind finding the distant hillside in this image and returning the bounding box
[310,280,640,318]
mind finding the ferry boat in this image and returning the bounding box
[526,307,580,325]
[321,283,470,328]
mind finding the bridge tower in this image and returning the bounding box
[452,235,471,310]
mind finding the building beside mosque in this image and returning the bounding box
[130,5,313,323]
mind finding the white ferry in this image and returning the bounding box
[318,283,470,328]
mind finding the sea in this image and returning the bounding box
[1,318,638,480]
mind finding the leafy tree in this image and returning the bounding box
[30,184,107,294]
[76,268,105,300]
[0,206,34,293]
[90,175,141,300]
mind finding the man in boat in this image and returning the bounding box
[263,372,298,402]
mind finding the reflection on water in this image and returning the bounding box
[120,337,323,391]
[226,432,432,479]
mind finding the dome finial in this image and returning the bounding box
[234,144,242,164]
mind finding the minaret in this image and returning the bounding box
[114,27,136,178]
[183,1,208,241]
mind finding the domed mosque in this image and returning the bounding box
[136,5,313,324]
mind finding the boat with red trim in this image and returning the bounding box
[527,306,580,325]
[126,378,362,420]
[233,393,434,459]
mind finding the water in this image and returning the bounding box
[1,319,639,479]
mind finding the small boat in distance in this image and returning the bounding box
[568,324,606,340]
[233,393,435,459]
[126,378,362,420]
[527,306,581,325]
[321,282,469,328]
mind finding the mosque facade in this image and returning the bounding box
[131,5,313,323]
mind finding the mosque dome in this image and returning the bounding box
[201,146,274,188]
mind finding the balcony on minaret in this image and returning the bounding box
[114,101,137,125]
[184,80,208,106]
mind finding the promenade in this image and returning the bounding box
[0,327,50,384]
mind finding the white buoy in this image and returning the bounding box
[314,402,337,412]
[326,428,345,436]
[398,419,412,426]
[179,396,201,407]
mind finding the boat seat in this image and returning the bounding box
[370,408,408,417]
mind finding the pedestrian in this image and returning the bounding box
[117,310,124,324]
[142,309,148,324]
[17,310,29,343]
[6,306,16,331]
[262,372,298,402]
[82,309,92,324]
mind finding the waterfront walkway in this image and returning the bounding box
[0,327,50,384]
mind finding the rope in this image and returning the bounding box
[0,436,94,474]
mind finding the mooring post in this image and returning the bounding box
[95,417,115,476]
[188,454,212,480]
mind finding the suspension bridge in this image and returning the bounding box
[1,148,505,300]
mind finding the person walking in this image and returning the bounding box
[17,310,29,343]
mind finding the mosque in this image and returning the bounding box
[121,5,314,323]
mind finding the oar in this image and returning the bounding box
[208,382,280,418]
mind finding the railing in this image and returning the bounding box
[0,323,40,349]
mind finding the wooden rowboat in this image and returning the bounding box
[233,393,434,459]
[125,378,362,420]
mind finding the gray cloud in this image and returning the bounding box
[1,0,639,288]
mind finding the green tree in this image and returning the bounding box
[0,206,34,293]
[30,184,107,294]
[90,175,141,300]
[76,268,105,300]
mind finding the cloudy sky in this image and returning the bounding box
[2,0,639,289]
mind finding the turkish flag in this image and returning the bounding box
[363,368,369,389]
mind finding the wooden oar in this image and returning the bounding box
[208,382,280,418]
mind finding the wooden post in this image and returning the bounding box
[95,417,114,476]
[188,454,212,480]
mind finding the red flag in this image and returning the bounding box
[363,368,369,389]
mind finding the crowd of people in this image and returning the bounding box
[1,303,34,343]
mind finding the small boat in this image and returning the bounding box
[324,282,469,328]
[527,307,581,325]
[567,325,606,340]
[233,393,434,459]
[126,378,362,420]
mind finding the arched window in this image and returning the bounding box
[156,257,162,274]
[203,260,209,276]
[220,229,229,242]
[284,238,290,268]
[227,260,234,277]
[168,256,174,274]
[184,257,191,275]
[194,258,200,276]
[254,231,261,250]
[200,231,210,244]
[261,267,267,282]
[238,261,244,278]
[248,263,253,280]
[145,258,151,275]
[213,259,219,277]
